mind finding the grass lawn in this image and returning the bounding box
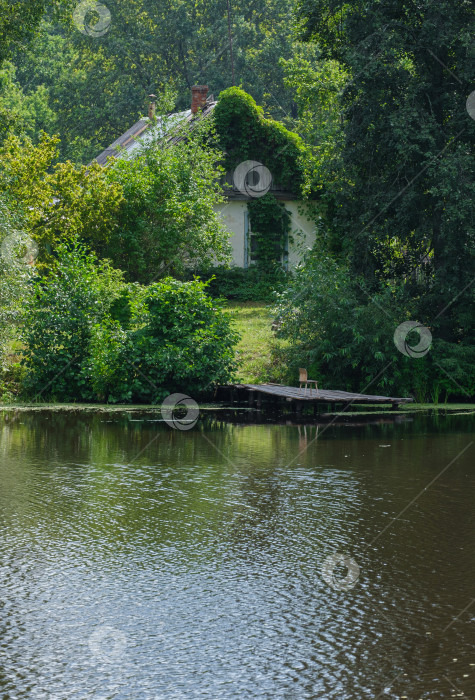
[226,301,283,384]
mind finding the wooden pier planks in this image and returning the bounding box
[228,383,414,406]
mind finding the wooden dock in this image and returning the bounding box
[220,383,414,411]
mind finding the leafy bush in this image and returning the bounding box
[21,241,238,403]
[272,251,475,401]
[103,119,231,283]
[21,239,125,401]
[90,278,239,403]
[196,266,287,302]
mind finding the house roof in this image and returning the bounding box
[92,94,299,200]
[92,97,217,166]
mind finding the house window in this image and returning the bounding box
[245,210,289,269]
[244,211,258,268]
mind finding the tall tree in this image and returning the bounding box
[0,1,72,64]
[298,0,475,343]
[0,1,72,142]
[10,0,299,162]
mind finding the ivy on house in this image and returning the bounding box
[213,87,305,274]
[247,194,291,272]
[213,87,307,195]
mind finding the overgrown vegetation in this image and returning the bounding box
[0,197,32,372]
[4,0,300,163]
[269,0,474,402]
[214,87,307,194]
[213,87,304,280]
[196,266,286,303]
[0,132,123,270]
[0,0,473,404]
[272,251,475,402]
[20,240,238,402]
[102,119,230,283]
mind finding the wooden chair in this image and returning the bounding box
[299,368,319,395]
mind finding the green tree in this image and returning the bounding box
[273,249,475,401]
[280,42,347,197]
[297,0,474,346]
[103,119,231,282]
[0,131,124,269]
[0,61,56,143]
[21,238,125,400]
[21,240,238,403]
[0,1,73,65]
[0,197,33,363]
[9,0,300,162]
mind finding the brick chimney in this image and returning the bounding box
[191,85,208,114]
[148,94,157,120]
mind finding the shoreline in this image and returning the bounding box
[0,402,474,417]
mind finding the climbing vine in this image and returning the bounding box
[247,194,291,272]
[213,87,307,194]
[213,88,305,273]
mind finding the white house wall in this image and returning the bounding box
[215,200,316,269]
[216,201,248,268]
[284,201,316,268]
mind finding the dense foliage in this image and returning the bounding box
[197,266,286,302]
[0,0,473,403]
[270,0,475,399]
[4,0,300,163]
[21,240,124,400]
[213,87,304,282]
[21,241,238,402]
[0,197,33,364]
[214,87,306,194]
[90,278,239,403]
[0,1,72,65]
[0,132,123,269]
[103,119,231,283]
[247,194,291,272]
[273,251,475,402]
[297,0,474,322]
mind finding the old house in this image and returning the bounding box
[93,86,316,269]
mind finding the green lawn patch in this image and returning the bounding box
[227,301,288,384]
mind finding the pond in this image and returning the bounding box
[0,409,474,699]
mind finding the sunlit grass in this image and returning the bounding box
[226,301,273,383]
[226,301,289,384]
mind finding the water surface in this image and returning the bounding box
[0,410,474,699]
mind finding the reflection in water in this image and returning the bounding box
[0,410,474,699]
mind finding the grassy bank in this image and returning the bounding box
[227,301,288,384]
[2,301,473,408]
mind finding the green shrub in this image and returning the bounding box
[0,360,23,402]
[272,251,475,401]
[103,119,230,283]
[21,243,239,403]
[88,278,239,403]
[196,266,287,302]
[21,239,125,401]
